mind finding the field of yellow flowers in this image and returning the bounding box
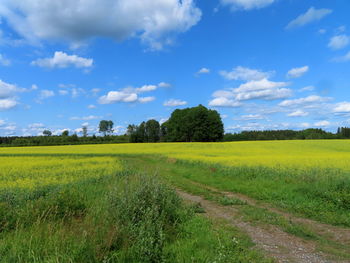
[0,156,121,189]
[2,139,350,170]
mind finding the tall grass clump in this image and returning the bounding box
[108,174,189,262]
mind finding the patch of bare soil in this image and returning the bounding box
[177,189,349,263]
[190,181,350,246]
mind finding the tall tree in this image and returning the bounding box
[82,126,88,137]
[43,130,52,136]
[99,120,114,136]
[61,130,69,136]
[165,105,224,142]
[145,119,160,142]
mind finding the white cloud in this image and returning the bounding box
[99,91,138,104]
[70,115,102,121]
[318,29,326,34]
[235,87,291,101]
[333,51,350,62]
[139,96,155,103]
[38,90,55,100]
[333,102,350,114]
[0,54,11,66]
[3,124,16,131]
[287,110,308,117]
[32,51,93,69]
[0,98,17,110]
[136,85,157,93]
[98,83,160,104]
[0,0,201,50]
[328,35,350,50]
[240,114,264,120]
[0,79,19,98]
[286,7,332,29]
[31,84,38,90]
[28,123,45,129]
[314,120,330,127]
[235,78,289,92]
[279,95,330,107]
[210,78,291,108]
[299,86,315,92]
[163,99,187,107]
[209,97,242,107]
[220,66,273,81]
[221,0,275,11]
[158,82,171,88]
[88,104,96,109]
[196,67,210,75]
[287,66,309,78]
[0,120,5,126]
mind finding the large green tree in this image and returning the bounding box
[99,120,114,136]
[145,119,160,142]
[164,105,224,142]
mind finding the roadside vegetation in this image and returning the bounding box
[0,156,271,263]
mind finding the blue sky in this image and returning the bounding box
[0,0,350,136]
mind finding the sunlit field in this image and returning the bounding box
[2,140,350,170]
[1,140,350,262]
[0,156,121,189]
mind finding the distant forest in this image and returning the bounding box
[1,105,350,147]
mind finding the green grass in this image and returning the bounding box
[0,159,271,262]
[124,154,350,227]
[122,155,350,261]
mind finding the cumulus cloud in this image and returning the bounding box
[333,102,350,114]
[286,7,332,29]
[158,82,171,88]
[0,79,19,99]
[220,66,273,81]
[0,98,17,110]
[279,95,330,107]
[328,35,350,50]
[287,110,308,117]
[32,51,93,69]
[99,83,163,104]
[221,0,275,11]
[99,91,138,104]
[135,85,157,93]
[208,97,242,107]
[196,67,210,75]
[209,78,291,107]
[163,99,187,107]
[0,0,201,50]
[139,96,156,103]
[287,66,309,78]
[0,79,23,110]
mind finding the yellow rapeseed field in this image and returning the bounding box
[0,156,121,189]
[2,140,350,171]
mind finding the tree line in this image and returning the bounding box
[1,105,350,147]
[127,105,224,142]
[224,128,350,141]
